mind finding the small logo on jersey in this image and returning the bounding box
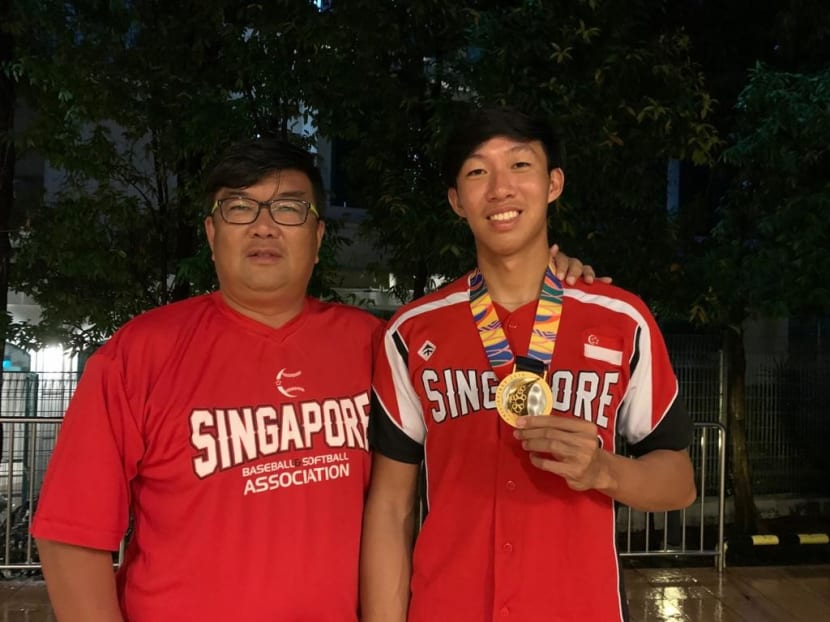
[587,334,600,345]
[275,368,305,398]
[418,340,437,361]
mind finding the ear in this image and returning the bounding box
[548,168,565,203]
[448,187,466,219]
[204,216,216,261]
[314,220,326,264]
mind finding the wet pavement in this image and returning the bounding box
[0,564,828,621]
[0,581,54,622]
[625,564,830,621]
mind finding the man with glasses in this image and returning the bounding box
[32,137,595,621]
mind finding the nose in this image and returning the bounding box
[486,168,515,201]
[250,206,282,236]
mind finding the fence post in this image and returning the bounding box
[718,348,727,427]
[20,374,39,508]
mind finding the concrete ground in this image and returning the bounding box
[0,564,828,621]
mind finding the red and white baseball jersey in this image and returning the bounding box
[33,292,384,621]
[370,274,692,622]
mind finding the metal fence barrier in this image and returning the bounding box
[617,422,727,571]
[0,371,79,572]
[0,416,63,572]
[2,419,727,574]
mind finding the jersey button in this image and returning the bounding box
[499,606,510,617]
[505,480,516,491]
[502,542,513,553]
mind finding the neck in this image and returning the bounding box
[220,290,306,329]
[477,243,550,312]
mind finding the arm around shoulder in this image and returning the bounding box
[36,538,124,622]
[360,454,420,622]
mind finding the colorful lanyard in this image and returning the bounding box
[468,264,564,376]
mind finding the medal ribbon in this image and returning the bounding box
[469,264,563,375]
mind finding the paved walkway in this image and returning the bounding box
[0,580,54,622]
[0,565,828,621]
[625,564,830,621]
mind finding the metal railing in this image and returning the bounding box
[2,419,727,574]
[0,416,63,572]
[0,416,726,570]
[618,423,727,571]
[4,336,828,500]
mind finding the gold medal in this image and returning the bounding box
[469,265,563,428]
[495,370,553,427]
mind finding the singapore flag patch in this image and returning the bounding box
[583,333,623,366]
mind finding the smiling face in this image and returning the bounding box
[448,136,563,261]
[204,169,325,321]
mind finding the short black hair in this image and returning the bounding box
[205,137,326,217]
[442,106,562,188]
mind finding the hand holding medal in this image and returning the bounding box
[513,415,610,492]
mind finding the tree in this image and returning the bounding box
[8,0,330,351]
[0,0,18,442]
[661,0,830,533]
[463,1,719,300]
[316,2,719,303]
[687,65,830,531]
[0,1,16,361]
[312,1,485,301]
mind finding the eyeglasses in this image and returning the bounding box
[211,197,320,226]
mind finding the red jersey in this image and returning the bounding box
[370,274,692,622]
[33,292,383,622]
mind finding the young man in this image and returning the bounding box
[31,137,594,621]
[362,107,696,622]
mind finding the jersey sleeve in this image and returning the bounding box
[368,321,425,464]
[616,305,693,456]
[31,341,145,551]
